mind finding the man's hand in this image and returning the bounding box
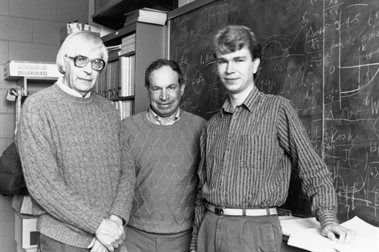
[90,239,108,252]
[95,218,125,251]
[119,244,129,252]
[321,223,354,243]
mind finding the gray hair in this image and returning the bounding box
[56,31,108,74]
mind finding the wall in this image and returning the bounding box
[0,0,89,251]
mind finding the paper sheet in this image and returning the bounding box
[284,216,379,252]
[287,227,336,252]
[334,216,379,252]
[280,216,321,236]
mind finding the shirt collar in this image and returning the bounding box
[57,77,91,98]
[148,108,181,125]
[221,87,261,115]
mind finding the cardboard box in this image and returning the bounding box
[3,60,60,80]
[60,22,101,43]
[59,22,113,45]
[14,213,39,249]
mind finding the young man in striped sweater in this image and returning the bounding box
[190,25,353,252]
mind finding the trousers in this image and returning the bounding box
[37,234,89,252]
[197,211,282,252]
[124,226,192,252]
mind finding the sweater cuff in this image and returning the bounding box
[110,209,128,226]
[87,211,107,234]
[317,210,339,228]
[109,214,124,226]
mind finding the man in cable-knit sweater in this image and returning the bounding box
[17,31,135,252]
[121,59,206,252]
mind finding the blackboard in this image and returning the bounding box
[169,0,379,226]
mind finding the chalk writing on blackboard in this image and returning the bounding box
[323,1,379,225]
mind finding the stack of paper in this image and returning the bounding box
[334,216,379,252]
[288,227,335,252]
[284,216,379,252]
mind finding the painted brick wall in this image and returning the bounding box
[0,1,89,251]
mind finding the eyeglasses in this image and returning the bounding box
[65,55,106,71]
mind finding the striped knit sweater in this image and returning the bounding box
[17,83,135,248]
[191,87,338,249]
[121,111,206,233]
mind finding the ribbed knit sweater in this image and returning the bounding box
[191,87,338,249]
[17,83,135,248]
[121,111,206,233]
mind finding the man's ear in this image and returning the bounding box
[252,58,260,74]
[59,61,67,74]
[180,84,185,96]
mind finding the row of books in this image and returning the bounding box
[124,8,168,27]
[96,50,135,119]
[118,33,135,56]
[96,58,120,99]
[119,55,135,96]
[97,52,135,98]
[97,8,167,119]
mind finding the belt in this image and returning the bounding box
[206,203,277,216]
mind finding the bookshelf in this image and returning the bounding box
[93,0,177,29]
[95,21,167,119]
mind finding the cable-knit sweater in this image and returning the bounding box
[17,83,135,248]
[121,111,206,233]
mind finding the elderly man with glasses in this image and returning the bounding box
[17,31,135,252]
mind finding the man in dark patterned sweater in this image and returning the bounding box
[17,31,134,252]
[190,25,353,252]
[121,59,206,252]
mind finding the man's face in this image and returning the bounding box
[216,46,260,95]
[147,65,185,118]
[64,44,102,96]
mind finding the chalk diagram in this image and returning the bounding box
[257,1,379,221]
[258,10,324,115]
[323,2,379,221]
[170,7,229,119]
[329,3,379,101]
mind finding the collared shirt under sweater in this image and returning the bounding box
[121,110,206,234]
[191,87,338,249]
